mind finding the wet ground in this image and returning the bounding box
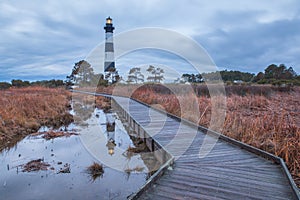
[0,108,157,200]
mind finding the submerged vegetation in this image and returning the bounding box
[31,130,79,140]
[21,159,51,172]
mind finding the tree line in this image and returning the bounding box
[65,61,166,86]
[179,70,254,83]
[0,79,65,90]
[178,64,299,86]
[1,62,298,90]
[252,64,299,85]
[125,63,298,86]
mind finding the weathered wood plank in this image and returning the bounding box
[156,177,291,200]
[110,95,300,200]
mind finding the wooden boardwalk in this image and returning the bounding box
[112,96,299,200]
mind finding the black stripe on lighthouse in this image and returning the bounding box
[105,43,114,52]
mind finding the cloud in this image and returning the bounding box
[0,0,299,82]
[198,17,300,73]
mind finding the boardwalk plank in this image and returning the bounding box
[110,96,299,200]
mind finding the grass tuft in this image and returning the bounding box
[87,162,104,181]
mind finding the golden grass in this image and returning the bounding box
[0,87,73,150]
[96,84,299,187]
[222,91,300,186]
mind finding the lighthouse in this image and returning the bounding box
[103,17,117,83]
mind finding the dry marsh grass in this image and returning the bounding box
[0,87,73,151]
[87,162,104,181]
[31,130,79,140]
[96,84,299,186]
[21,158,51,172]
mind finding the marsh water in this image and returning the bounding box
[0,108,159,200]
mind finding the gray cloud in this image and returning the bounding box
[199,17,300,73]
[0,0,299,81]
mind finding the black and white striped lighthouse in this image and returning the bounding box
[104,17,116,79]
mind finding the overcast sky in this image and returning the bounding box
[0,0,299,82]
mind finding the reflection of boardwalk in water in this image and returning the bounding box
[79,108,157,173]
[111,96,299,200]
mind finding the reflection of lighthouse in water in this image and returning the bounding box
[106,113,116,156]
